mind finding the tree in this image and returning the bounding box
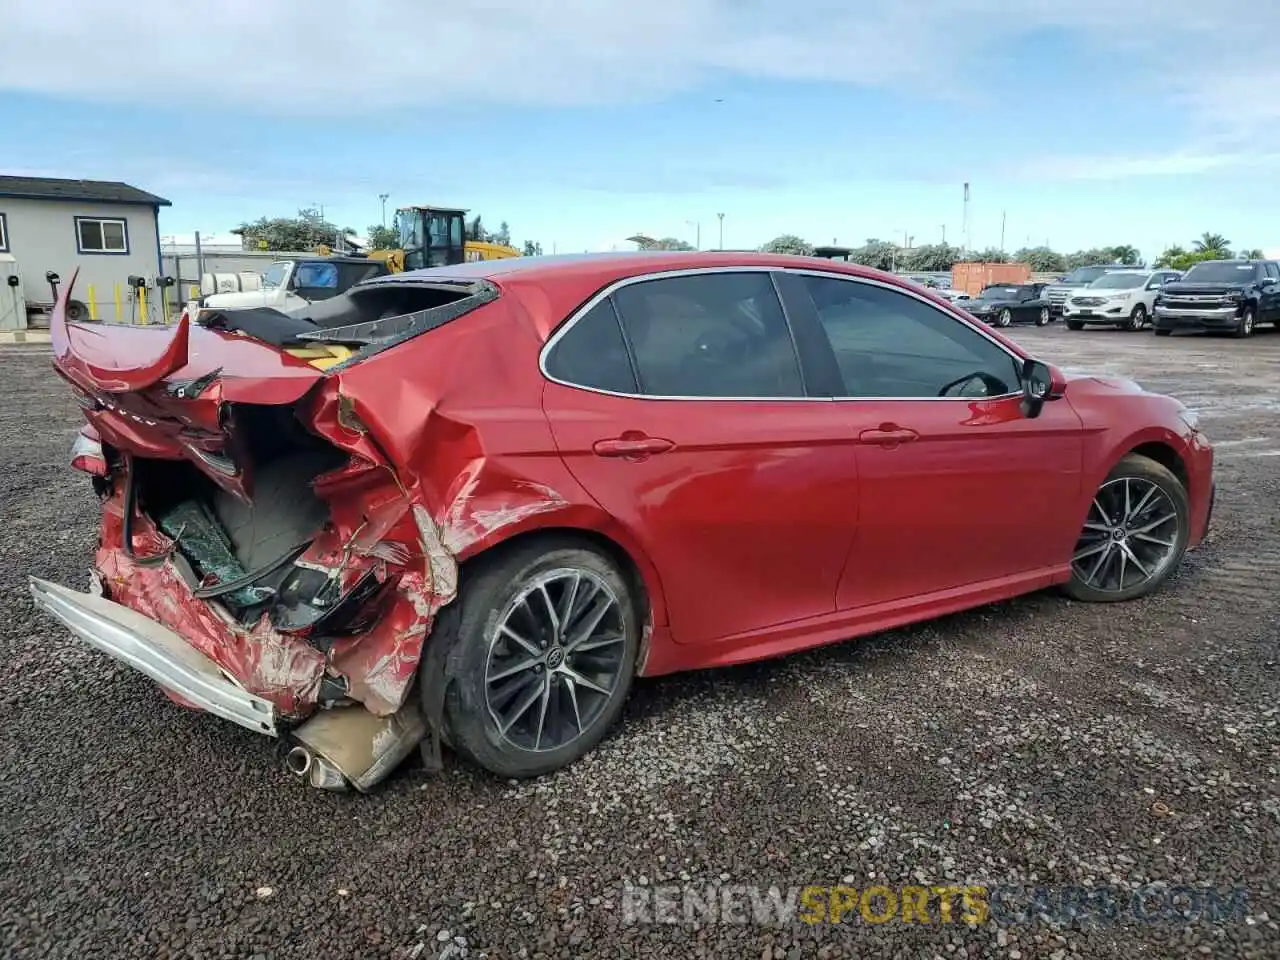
[965,247,1009,263]
[366,224,398,250]
[1153,245,1188,268]
[232,207,354,252]
[1239,248,1265,259]
[1106,244,1141,266]
[1194,232,1231,256]
[1013,246,1066,273]
[491,221,512,247]
[760,234,814,256]
[850,238,898,271]
[522,240,544,256]
[901,243,960,272]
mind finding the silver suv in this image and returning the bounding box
[1044,264,1136,316]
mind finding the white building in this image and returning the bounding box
[0,176,171,325]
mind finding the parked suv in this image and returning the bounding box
[1044,264,1137,317]
[1064,269,1182,331]
[1152,259,1280,338]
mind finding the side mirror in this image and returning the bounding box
[1020,358,1066,418]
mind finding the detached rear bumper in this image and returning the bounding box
[29,576,278,737]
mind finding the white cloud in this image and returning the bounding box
[1,0,1275,126]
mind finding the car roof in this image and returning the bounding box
[374,251,958,339]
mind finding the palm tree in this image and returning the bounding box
[1239,247,1264,259]
[1108,244,1139,265]
[1193,232,1231,255]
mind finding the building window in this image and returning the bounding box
[0,213,8,252]
[75,217,130,255]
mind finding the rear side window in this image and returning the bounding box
[545,299,639,394]
[611,272,803,398]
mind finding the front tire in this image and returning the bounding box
[998,308,1012,327]
[436,540,640,778]
[1064,454,1190,603]
[1154,327,1172,337]
[1233,306,1256,339]
[1036,307,1050,326]
[1126,304,1147,331]
[1066,318,1085,331]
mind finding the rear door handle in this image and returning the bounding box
[856,425,919,447]
[592,435,676,458]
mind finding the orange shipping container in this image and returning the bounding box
[951,261,1030,297]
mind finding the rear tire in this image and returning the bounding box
[998,308,1012,328]
[1064,454,1190,603]
[435,539,640,778]
[1036,307,1050,326]
[1126,304,1147,331]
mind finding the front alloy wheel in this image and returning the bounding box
[1036,307,1050,326]
[1127,304,1147,331]
[1234,306,1256,339]
[998,308,1013,327]
[1065,454,1189,602]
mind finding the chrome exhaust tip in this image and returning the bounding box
[284,744,313,778]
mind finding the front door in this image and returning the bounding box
[785,272,1085,609]
[541,270,860,646]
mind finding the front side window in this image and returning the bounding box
[293,262,338,289]
[611,272,804,398]
[1264,262,1280,280]
[261,262,289,289]
[76,217,128,254]
[0,212,8,252]
[801,275,1022,399]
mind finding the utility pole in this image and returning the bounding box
[379,193,390,227]
[941,224,946,244]
[962,182,970,257]
[687,220,701,250]
[1000,210,1006,253]
[717,212,725,250]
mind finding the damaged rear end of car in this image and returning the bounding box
[31,269,512,792]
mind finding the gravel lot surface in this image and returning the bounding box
[1,326,1277,959]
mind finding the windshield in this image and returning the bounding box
[261,262,290,290]
[1183,261,1260,283]
[977,286,1022,299]
[1088,273,1146,290]
[1062,266,1111,284]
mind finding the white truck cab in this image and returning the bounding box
[190,257,390,316]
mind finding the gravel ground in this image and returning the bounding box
[1,326,1277,960]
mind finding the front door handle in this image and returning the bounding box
[856,425,919,447]
[592,434,676,458]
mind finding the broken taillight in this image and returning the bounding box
[69,429,108,476]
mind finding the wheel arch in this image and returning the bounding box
[1080,428,1193,522]
[456,520,667,633]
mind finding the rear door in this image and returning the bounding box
[780,272,1085,609]
[541,269,860,646]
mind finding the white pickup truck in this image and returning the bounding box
[194,256,390,314]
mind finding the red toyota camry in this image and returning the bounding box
[31,252,1215,790]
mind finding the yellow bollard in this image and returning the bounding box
[87,285,98,320]
[139,285,148,325]
[161,287,171,325]
[114,283,122,322]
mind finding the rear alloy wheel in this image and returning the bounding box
[1126,304,1147,331]
[1036,307,1050,326]
[1233,306,1256,339]
[998,308,1013,327]
[1064,454,1189,603]
[437,541,639,778]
